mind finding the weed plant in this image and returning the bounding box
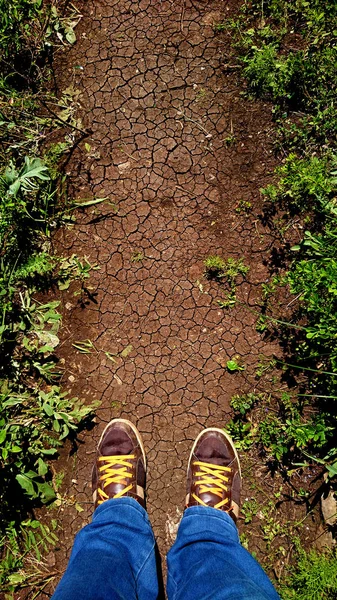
[223,0,337,595]
[226,0,337,479]
[0,1,95,595]
[231,0,337,148]
[280,545,337,600]
[228,392,329,462]
[204,255,249,306]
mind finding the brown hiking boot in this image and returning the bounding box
[92,419,146,509]
[185,428,241,522]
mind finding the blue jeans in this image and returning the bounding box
[52,498,280,600]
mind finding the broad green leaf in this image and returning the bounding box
[8,573,27,585]
[41,448,58,455]
[65,27,76,45]
[7,157,50,196]
[16,474,36,497]
[227,360,245,372]
[3,397,24,408]
[58,279,70,290]
[43,402,54,417]
[37,458,48,476]
[10,445,22,453]
[37,482,56,503]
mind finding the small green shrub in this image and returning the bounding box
[204,255,227,278]
[241,497,259,524]
[236,200,252,214]
[204,256,249,306]
[1,383,98,505]
[230,392,262,414]
[262,154,337,214]
[228,392,331,463]
[227,358,245,372]
[280,546,337,600]
[213,22,226,32]
[243,44,303,101]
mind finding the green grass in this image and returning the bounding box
[280,546,337,600]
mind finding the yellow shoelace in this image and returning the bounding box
[97,455,135,505]
[192,460,231,510]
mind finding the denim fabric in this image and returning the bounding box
[52,498,280,600]
[52,499,159,600]
[167,506,280,600]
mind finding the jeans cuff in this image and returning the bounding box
[92,497,149,524]
[181,506,240,543]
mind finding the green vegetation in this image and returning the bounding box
[233,1,337,148]
[235,199,252,214]
[280,546,337,600]
[131,251,144,263]
[226,358,245,372]
[228,391,329,462]
[204,255,249,280]
[0,1,98,595]
[225,0,337,484]
[219,0,337,595]
[1,519,58,591]
[204,255,249,306]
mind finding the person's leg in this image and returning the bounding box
[167,506,279,600]
[52,419,160,600]
[53,497,158,600]
[167,428,280,600]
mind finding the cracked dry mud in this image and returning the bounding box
[53,0,279,578]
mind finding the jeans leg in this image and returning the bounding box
[167,507,280,600]
[52,498,159,600]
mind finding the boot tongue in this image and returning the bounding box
[100,430,133,456]
[195,437,230,466]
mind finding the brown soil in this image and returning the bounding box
[44,0,303,590]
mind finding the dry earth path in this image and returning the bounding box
[53,0,278,578]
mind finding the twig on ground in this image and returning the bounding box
[176,110,213,138]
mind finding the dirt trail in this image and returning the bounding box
[54,0,278,574]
